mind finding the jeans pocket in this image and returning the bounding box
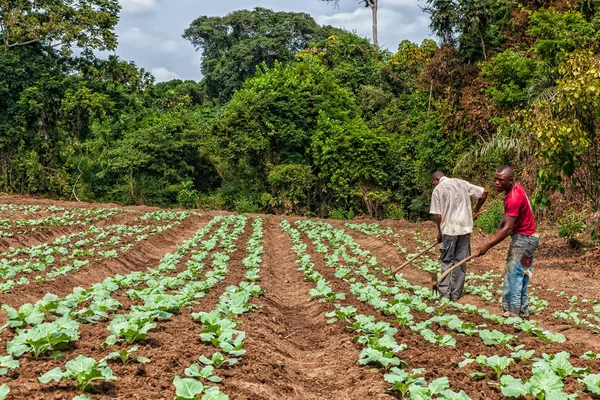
[521,251,533,268]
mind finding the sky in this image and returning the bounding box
[115,0,433,82]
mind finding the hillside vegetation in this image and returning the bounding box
[1,2,599,229]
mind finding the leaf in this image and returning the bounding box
[581,374,600,395]
[529,368,563,396]
[184,363,202,378]
[428,377,450,394]
[174,376,204,399]
[458,358,475,368]
[0,384,9,400]
[468,372,488,380]
[39,367,64,383]
[439,389,471,399]
[501,375,532,397]
[202,386,229,400]
[135,356,151,364]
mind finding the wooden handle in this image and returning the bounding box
[392,242,437,275]
[437,254,477,284]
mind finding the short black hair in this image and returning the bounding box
[432,171,445,180]
[497,165,514,179]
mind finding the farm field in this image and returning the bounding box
[0,196,599,400]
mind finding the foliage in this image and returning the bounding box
[39,355,116,391]
[183,8,336,103]
[528,9,597,63]
[474,198,503,233]
[557,208,589,247]
[0,0,120,55]
[527,50,600,210]
[480,50,539,107]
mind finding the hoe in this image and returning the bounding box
[391,242,437,279]
[431,254,478,295]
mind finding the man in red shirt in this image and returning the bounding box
[477,165,539,318]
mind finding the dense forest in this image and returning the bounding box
[1,1,599,234]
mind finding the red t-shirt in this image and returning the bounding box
[504,183,536,236]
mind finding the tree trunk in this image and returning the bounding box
[371,0,379,49]
[428,79,434,115]
[478,28,487,61]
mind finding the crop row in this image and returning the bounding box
[0,207,126,238]
[0,214,255,399]
[291,220,599,398]
[0,210,193,293]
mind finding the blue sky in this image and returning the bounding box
[115,0,433,81]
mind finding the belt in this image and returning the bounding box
[512,232,539,239]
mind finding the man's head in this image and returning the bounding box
[432,171,445,187]
[494,165,514,193]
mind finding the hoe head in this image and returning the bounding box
[430,272,440,296]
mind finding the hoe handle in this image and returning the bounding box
[392,242,437,275]
[437,254,477,284]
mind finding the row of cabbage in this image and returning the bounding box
[346,223,600,332]
[295,220,599,398]
[0,206,126,238]
[0,210,192,293]
[0,215,264,399]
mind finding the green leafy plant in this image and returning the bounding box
[184,364,222,383]
[479,329,515,346]
[580,374,600,395]
[39,355,116,392]
[384,367,426,397]
[2,303,45,328]
[103,346,150,364]
[0,384,9,399]
[106,312,157,344]
[173,375,228,400]
[8,316,80,359]
[198,352,238,368]
[0,356,19,376]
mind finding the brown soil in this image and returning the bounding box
[0,196,599,399]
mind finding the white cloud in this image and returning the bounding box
[119,27,153,48]
[315,6,431,50]
[151,67,179,82]
[119,27,185,54]
[120,0,158,14]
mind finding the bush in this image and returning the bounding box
[327,207,355,220]
[474,199,504,233]
[234,196,261,214]
[385,204,406,220]
[557,208,588,248]
[196,192,226,211]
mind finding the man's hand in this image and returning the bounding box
[477,244,490,257]
[437,232,443,244]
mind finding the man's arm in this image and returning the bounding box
[473,189,488,214]
[477,215,516,256]
[433,214,442,243]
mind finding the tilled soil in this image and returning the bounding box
[0,196,599,399]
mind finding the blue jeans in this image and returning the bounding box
[502,234,539,315]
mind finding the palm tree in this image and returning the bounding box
[320,0,380,49]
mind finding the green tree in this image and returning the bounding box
[528,9,597,63]
[527,50,600,210]
[0,0,120,55]
[480,50,539,107]
[183,8,335,103]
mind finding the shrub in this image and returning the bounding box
[474,199,503,233]
[557,208,588,248]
